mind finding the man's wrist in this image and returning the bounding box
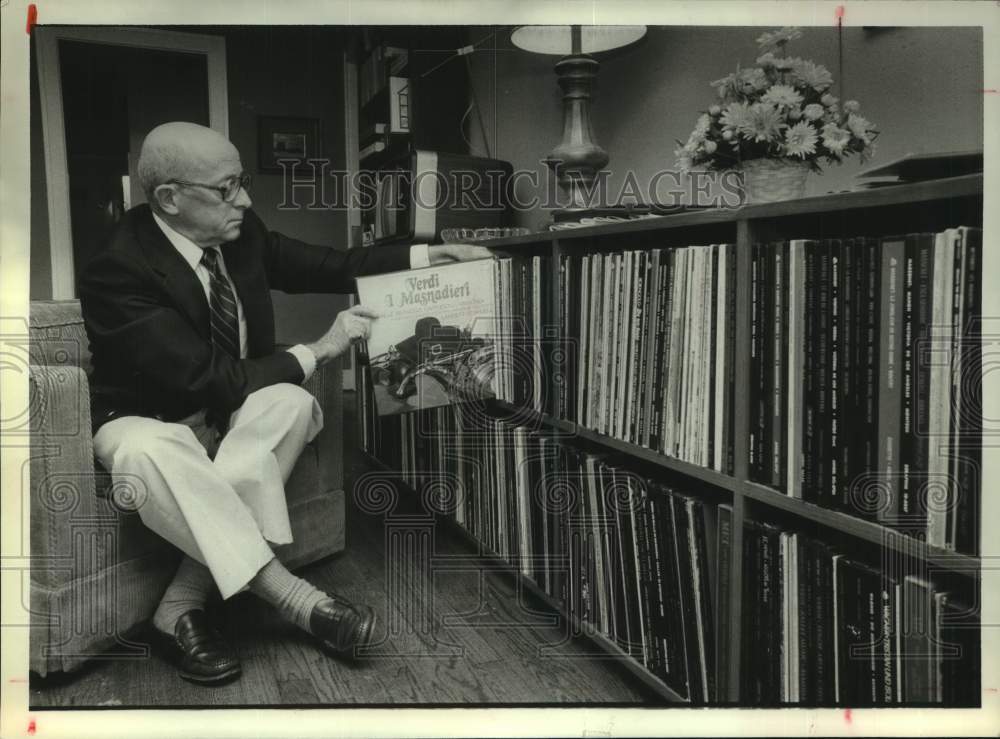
[303,341,329,367]
[304,336,348,367]
[288,343,318,380]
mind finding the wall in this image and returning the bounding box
[466,26,984,231]
[29,26,352,349]
[218,26,351,345]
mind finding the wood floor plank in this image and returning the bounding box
[223,594,289,705]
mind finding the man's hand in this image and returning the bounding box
[427,243,495,265]
[306,304,380,365]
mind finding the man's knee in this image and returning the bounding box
[112,420,201,468]
[246,383,321,424]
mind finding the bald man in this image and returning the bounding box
[79,122,491,685]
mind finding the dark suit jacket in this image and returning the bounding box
[79,204,410,431]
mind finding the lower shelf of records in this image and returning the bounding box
[362,405,980,706]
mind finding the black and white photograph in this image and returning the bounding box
[0,1,997,737]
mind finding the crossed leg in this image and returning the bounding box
[93,383,322,599]
[93,382,375,679]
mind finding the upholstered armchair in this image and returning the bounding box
[28,300,345,676]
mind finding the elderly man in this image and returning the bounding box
[79,121,490,685]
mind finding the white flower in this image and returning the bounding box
[843,100,861,113]
[756,52,777,67]
[709,104,722,116]
[744,102,785,142]
[821,93,838,107]
[756,27,803,51]
[720,101,752,131]
[821,123,851,154]
[695,113,712,135]
[847,113,872,136]
[722,129,734,141]
[847,113,876,143]
[790,60,833,90]
[787,107,803,121]
[775,55,797,72]
[762,84,804,109]
[803,103,825,120]
[704,140,718,154]
[783,121,818,158]
[736,67,770,94]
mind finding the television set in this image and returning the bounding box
[363,150,513,245]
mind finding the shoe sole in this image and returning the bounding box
[179,664,243,686]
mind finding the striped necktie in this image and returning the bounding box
[200,247,241,359]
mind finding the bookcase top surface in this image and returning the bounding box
[481,173,983,248]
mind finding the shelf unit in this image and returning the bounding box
[358,173,984,704]
[349,28,472,169]
[362,450,688,704]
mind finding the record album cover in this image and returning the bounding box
[357,259,498,415]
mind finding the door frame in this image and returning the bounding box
[36,26,229,299]
[342,45,362,391]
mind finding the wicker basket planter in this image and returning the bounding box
[740,158,811,204]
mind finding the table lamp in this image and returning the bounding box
[510,25,646,211]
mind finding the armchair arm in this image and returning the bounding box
[28,365,110,589]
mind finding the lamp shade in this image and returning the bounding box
[510,25,646,55]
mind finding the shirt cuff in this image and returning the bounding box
[287,344,317,382]
[409,243,431,269]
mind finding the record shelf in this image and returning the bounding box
[357,174,984,705]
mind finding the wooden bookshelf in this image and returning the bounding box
[489,400,980,578]
[362,451,688,704]
[491,400,742,493]
[475,174,983,250]
[358,174,984,705]
[741,481,980,575]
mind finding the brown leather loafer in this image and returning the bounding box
[152,610,241,685]
[309,596,377,658]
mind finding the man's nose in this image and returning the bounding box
[233,185,252,209]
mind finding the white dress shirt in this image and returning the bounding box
[152,213,430,381]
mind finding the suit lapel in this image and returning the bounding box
[134,205,211,337]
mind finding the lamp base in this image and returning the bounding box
[544,53,610,211]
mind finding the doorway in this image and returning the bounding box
[35,27,228,298]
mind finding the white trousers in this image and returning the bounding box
[93,383,323,599]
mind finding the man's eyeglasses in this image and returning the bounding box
[168,173,251,203]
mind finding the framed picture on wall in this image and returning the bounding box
[257,115,321,173]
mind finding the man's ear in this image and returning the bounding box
[152,184,180,215]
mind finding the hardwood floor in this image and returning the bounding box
[29,393,653,708]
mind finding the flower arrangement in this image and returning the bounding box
[675,27,878,173]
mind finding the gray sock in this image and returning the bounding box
[249,556,327,633]
[152,556,216,635]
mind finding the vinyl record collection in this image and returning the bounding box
[355,178,982,706]
[748,228,982,553]
[362,404,978,705]
[559,246,738,474]
[741,520,978,705]
[381,404,727,703]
